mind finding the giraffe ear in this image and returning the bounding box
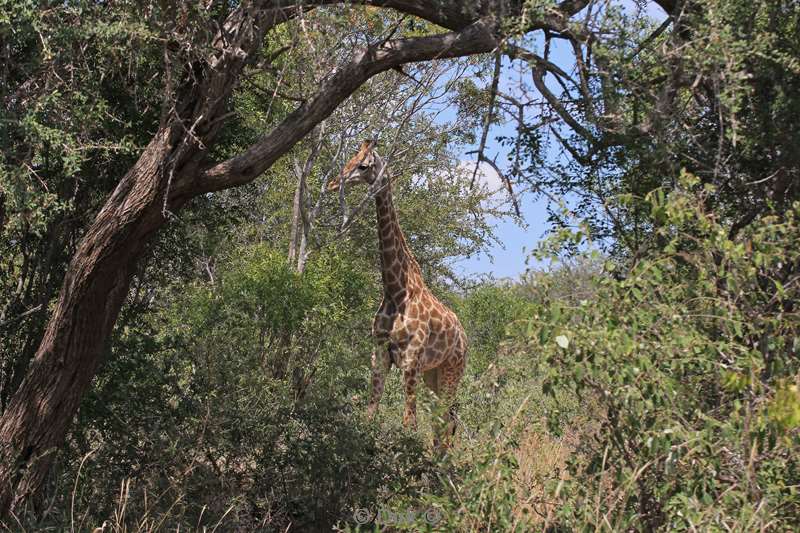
[361,139,377,150]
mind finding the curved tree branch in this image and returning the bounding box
[471,49,502,189]
[197,19,497,193]
[531,65,595,142]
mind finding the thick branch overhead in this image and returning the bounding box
[198,21,497,192]
[197,0,594,194]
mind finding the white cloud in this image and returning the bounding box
[458,160,503,191]
[456,160,511,209]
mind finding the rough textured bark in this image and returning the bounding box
[0,0,592,515]
[0,127,185,511]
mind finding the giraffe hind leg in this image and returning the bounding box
[435,355,465,451]
[424,364,456,451]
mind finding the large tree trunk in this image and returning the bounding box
[0,128,186,512]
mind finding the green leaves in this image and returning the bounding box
[514,187,800,529]
[768,384,800,432]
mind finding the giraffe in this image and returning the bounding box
[327,140,467,447]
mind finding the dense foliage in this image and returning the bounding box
[530,181,800,530]
[1,0,799,531]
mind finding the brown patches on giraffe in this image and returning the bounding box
[331,140,467,450]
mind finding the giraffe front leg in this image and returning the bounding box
[402,365,419,430]
[400,339,426,430]
[367,345,390,420]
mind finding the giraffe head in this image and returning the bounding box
[327,139,381,191]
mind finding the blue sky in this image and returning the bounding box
[450,41,575,281]
[456,193,551,280]
[450,1,667,281]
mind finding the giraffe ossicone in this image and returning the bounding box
[328,140,468,448]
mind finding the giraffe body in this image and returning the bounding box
[329,140,467,442]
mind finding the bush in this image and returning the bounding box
[22,180,800,532]
[26,245,437,531]
[522,176,800,530]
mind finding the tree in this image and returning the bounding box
[491,0,799,258]
[0,0,600,514]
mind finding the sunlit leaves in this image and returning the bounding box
[516,185,800,528]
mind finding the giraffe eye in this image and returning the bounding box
[358,164,368,170]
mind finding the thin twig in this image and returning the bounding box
[471,49,502,188]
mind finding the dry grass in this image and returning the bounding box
[3,467,238,533]
[512,425,573,528]
[510,405,609,529]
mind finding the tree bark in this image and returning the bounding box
[0,127,187,512]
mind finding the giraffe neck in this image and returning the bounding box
[373,175,422,303]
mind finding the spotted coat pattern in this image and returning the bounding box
[329,141,467,442]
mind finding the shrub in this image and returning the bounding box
[29,245,436,531]
[523,176,800,530]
